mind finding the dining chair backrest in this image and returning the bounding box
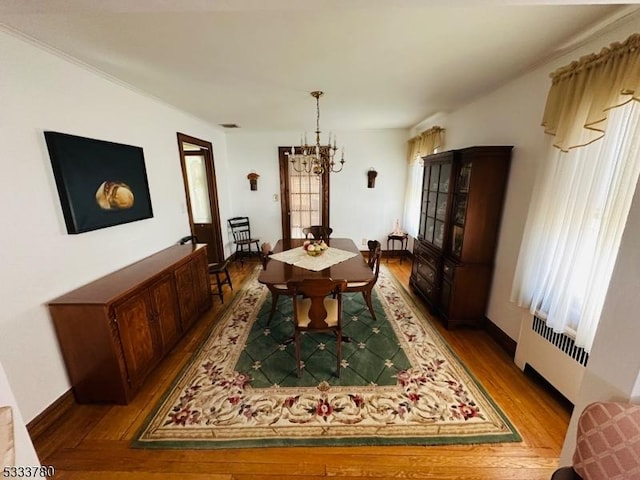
[259,242,272,270]
[178,235,197,245]
[303,225,333,240]
[367,240,382,279]
[287,278,347,330]
[228,216,252,243]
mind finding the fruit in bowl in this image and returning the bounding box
[303,240,328,256]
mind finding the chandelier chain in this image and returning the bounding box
[288,90,345,175]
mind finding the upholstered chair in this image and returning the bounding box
[551,401,640,480]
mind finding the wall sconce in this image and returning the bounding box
[367,168,378,188]
[247,172,260,191]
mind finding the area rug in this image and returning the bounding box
[134,265,520,449]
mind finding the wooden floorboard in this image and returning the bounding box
[34,258,571,480]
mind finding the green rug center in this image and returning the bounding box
[235,290,412,388]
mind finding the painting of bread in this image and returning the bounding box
[95,181,135,210]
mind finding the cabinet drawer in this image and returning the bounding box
[416,260,436,285]
[413,274,436,301]
[415,244,438,267]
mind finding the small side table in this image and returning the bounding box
[387,232,408,264]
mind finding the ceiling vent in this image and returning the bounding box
[219,123,239,129]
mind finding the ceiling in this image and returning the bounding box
[0,1,637,133]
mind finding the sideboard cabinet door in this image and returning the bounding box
[149,274,182,355]
[175,247,212,330]
[174,262,198,330]
[192,248,212,314]
[112,291,159,391]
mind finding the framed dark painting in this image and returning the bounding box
[44,131,154,234]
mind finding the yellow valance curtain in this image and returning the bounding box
[542,33,640,152]
[407,126,444,163]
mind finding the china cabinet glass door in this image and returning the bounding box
[451,162,471,258]
[420,161,450,249]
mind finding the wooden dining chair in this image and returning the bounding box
[178,234,232,303]
[228,216,260,265]
[259,242,291,324]
[303,225,333,240]
[208,258,233,304]
[345,240,382,321]
[287,278,347,378]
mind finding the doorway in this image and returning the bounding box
[177,133,224,264]
[278,147,330,240]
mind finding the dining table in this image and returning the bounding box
[258,238,374,286]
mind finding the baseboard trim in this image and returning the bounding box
[27,389,75,443]
[484,317,517,359]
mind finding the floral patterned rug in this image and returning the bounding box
[134,265,520,448]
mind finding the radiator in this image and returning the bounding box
[514,313,588,404]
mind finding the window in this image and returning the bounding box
[403,157,424,238]
[512,101,640,351]
[289,170,322,239]
[403,126,444,238]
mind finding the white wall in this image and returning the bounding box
[0,30,233,422]
[225,129,408,249]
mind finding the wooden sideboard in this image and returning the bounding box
[48,244,212,404]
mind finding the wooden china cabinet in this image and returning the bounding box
[48,244,212,404]
[410,146,512,328]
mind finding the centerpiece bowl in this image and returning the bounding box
[303,240,328,256]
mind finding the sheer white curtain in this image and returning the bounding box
[403,158,424,238]
[512,101,640,351]
[403,126,443,237]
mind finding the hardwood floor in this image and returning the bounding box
[33,258,571,480]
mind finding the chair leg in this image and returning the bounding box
[215,272,224,303]
[363,291,377,321]
[224,267,233,291]
[267,292,279,324]
[209,265,233,304]
[235,244,244,268]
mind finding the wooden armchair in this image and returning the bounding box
[303,225,333,240]
[287,278,347,378]
[345,240,382,321]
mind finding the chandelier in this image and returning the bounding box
[288,91,345,175]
